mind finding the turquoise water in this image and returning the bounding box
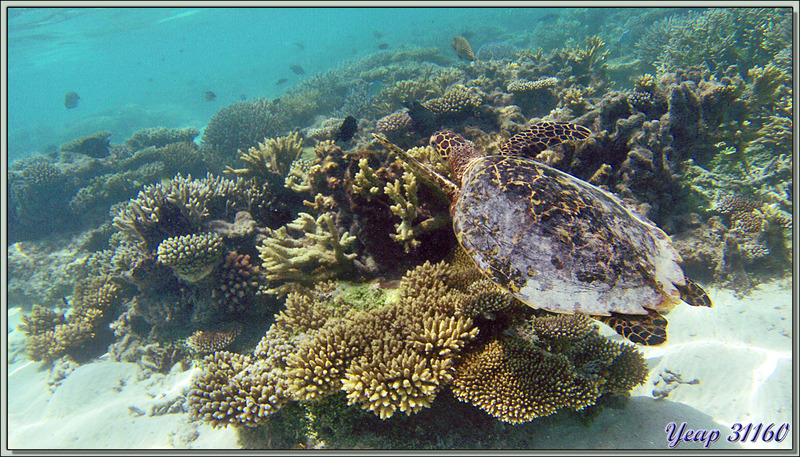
[8,6,573,160]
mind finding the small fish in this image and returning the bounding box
[240,94,247,101]
[290,40,305,51]
[620,31,631,43]
[276,78,289,85]
[537,13,557,22]
[378,43,389,50]
[451,36,475,61]
[290,64,305,75]
[404,99,437,136]
[202,91,216,101]
[64,91,80,109]
[335,116,358,142]
[372,30,383,39]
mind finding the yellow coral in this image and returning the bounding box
[257,212,357,295]
[225,132,303,179]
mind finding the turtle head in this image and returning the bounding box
[430,131,482,188]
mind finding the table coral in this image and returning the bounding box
[60,131,112,158]
[124,127,200,151]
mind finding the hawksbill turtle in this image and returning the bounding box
[374,121,712,346]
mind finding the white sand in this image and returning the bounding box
[4,279,793,450]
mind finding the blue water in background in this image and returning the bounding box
[7,7,567,161]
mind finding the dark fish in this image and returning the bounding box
[372,30,383,39]
[276,78,289,85]
[537,13,557,22]
[404,99,437,136]
[202,91,216,101]
[291,40,305,51]
[240,94,247,100]
[378,43,389,50]
[335,116,358,142]
[64,91,80,109]
[290,64,305,75]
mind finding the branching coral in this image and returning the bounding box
[423,85,482,116]
[224,132,304,180]
[451,313,648,424]
[156,233,226,283]
[257,212,357,295]
[19,276,123,363]
[385,171,450,252]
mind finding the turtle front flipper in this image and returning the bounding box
[499,121,592,158]
[675,278,713,308]
[598,309,668,346]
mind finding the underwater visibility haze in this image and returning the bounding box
[5,5,796,451]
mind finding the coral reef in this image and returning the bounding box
[202,98,287,155]
[256,212,357,295]
[188,254,647,431]
[186,322,243,354]
[124,127,200,151]
[60,131,112,157]
[224,132,304,180]
[156,233,226,283]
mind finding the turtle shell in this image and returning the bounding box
[453,154,686,316]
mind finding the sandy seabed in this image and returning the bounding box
[4,279,793,450]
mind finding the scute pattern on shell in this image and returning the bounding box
[498,122,592,158]
[452,155,684,315]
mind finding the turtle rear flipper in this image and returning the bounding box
[675,278,713,307]
[599,309,668,346]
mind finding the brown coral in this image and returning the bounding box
[451,337,599,424]
[423,85,481,115]
[507,77,559,93]
[186,322,243,354]
[376,110,414,134]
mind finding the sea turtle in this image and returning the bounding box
[373,122,712,346]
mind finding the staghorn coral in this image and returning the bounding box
[156,233,226,283]
[186,322,243,354]
[257,212,357,295]
[224,132,304,180]
[284,159,320,194]
[124,127,199,151]
[385,171,450,252]
[60,131,112,158]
